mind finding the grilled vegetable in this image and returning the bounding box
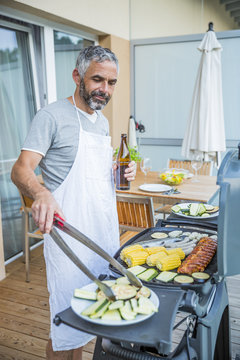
[192,272,210,282]
[81,298,109,316]
[137,268,158,281]
[128,265,147,275]
[74,289,97,300]
[151,232,168,239]
[174,275,194,284]
[136,296,158,315]
[146,251,168,266]
[166,248,185,260]
[168,230,183,238]
[119,302,136,320]
[120,244,144,260]
[156,254,181,271]
[116,276,130,285]
[111,284,137,300]
[90,301,110,319]
[189,203,199,216]
[124,250,149,267]
[108,300,124,310]
[171,205,181,213]
[156,271,177,282]
[102,309,122,321]
[145,246,168,255]
[136,286,151,298]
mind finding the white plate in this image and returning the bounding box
[139,184,172,193]
[71,283,159,326]
[172,202,219,219]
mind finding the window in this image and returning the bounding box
[54,30,94,100]
[0,24,38,259]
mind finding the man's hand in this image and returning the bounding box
[31,189,65,234]
[124,161,136,182]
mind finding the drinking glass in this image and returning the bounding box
[140,157,152,183]
[191,155,203,182]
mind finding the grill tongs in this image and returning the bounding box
[51,214,142,301]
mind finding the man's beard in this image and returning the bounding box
[79,79,110,110]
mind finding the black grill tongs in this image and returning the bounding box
[50,214,142,301]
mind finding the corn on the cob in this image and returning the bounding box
[145,246,168,255]
[156,254,181,271]
[166,248,185,260]
[146,251,168,266]
[124,250,149,267]
[120,244,144,260]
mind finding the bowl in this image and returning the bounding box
[159,168,189,185]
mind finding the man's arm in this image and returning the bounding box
[11,150,64,233]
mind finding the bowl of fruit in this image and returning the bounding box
[159,168,189,185]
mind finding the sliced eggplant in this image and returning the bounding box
[151,232,168,239]
[111,284,137,300]
[174,275,194,284]
[192,272,210,283]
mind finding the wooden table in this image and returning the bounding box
[116,171,219,206]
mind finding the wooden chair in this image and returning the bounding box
[19,191,43,282]
[116,194,155,232]
[167,158,213,176]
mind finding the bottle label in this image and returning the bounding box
[116,161,130,190]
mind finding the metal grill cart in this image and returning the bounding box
[54,147,240,360]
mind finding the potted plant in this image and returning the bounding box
[113,146,142,171]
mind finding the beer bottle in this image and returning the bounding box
[116,134,131,190]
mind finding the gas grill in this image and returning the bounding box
[54,147,240,360]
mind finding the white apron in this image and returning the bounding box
[44,98,120,351]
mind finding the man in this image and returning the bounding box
[11,45,136,360]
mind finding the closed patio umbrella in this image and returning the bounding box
[181,22,226,168]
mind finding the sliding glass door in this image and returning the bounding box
[0,25,37,259]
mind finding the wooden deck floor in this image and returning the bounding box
[0,232,239,359]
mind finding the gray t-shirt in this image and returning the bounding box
[22,99,109,192]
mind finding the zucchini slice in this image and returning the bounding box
[192,272,210,283]
[128,265,147,275]
[81,298,109,316]
[119,303,136,320]
[136,296,158,315]
[171,205,181,213]
[174,275,194,284]
[189,203,199,216]
[137,268,158,281]
[108,300,124,310]
[90,301,110,319]
[156,271,177,283]
[74,289,97,301]
[101,309,121,321]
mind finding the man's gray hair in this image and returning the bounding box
[76,45,119,78]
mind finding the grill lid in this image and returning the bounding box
[217,147,240,277]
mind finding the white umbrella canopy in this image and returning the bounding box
[181,25,226,168]
[128,116,138,149]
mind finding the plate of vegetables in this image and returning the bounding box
[171,203,219,219]
[71,280,159,326]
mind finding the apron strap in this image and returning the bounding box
[72,95,83,130]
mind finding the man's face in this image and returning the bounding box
[79,60,118,111]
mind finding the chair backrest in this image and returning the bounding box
[167,158,213,176]
[116,194,155,231]
[19,191,34,214]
